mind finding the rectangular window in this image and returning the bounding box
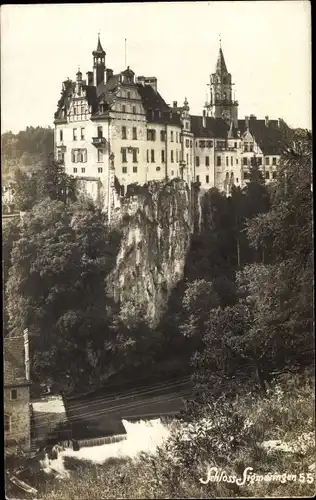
[132,149,138,163]
[236,158,239,165]
[265,172,270,179]
[122,149,127,163]
[78,150,83,162]
[81,167,85,173]
[206,175,209,184]
[60,130,63,142]
[122,166,127,174]
[196,156,200,166]
[216,156,221,167]
[236,178,239,183]
[73,167,77,173]
[147,129,156,141]
[133,166,138,173]
[160,130,166,141]
[73,128,77,141]
[187,153,189,164]
[97,126,103,138]
[186,139,189,148]
[132,106,136,114]
[243,157,248,166]
[244,143,248,152]
[205,156,210,166]
[80,128,85,140]
[244,172,249,180]
[231,157,233,166]
[176,132,179,143]
[10,389,17,400]
[199,140,205,148]
[257,157,262,165]
[272,171,277,179]
[147,150,149,162]
[161,150,165,163]
[250,144,253,152]
[251,157,256,166]
[272,157,277,165]
[266,157,270,165]
[122,105,126,113]
[171,150,174,163]
[98,167,103,173]
[207,140,213,148]
[196,175,200,182]
[176,150,178,162]
[127,91,131,99]
[171,131,174,142]
[226,156,229,166]
[71,150,76,162]
[122,126,127,139]
[132,127,137,140]
[98,149,104,162]
[151,149,155,162]
[234,142,237,148]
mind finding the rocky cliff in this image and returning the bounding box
[106,179,195,327]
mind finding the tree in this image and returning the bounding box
[13,168,38,211]
[6,199,121,392]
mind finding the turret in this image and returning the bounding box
[93,33,106,86]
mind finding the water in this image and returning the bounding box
[39,418,170,477]
[61,418,170,464]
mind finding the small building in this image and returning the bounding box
[4,330,31,455]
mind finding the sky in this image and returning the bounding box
[1,1,311,133]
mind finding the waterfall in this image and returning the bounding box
[60,418,170,464]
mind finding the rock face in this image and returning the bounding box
[107,179,194,327]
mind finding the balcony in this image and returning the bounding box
[92,137,107,147]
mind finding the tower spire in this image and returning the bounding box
[215,45,227,74]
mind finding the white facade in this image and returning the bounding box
[53,38,288,211]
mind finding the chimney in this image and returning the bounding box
[86,71,93,86]
[202,109,206,128]
[245,116,249,129]
[173,101,177,108]
[106,68,113,82]
[265,115,269,127]
[23,328,30,381]
[250,114,256,120]
[278,117,282,128]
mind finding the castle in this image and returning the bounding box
[54,35,292,212]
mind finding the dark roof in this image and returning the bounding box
[191,115,231,138]
[4,336,29,387]
[238,118,292,155]
[93,35,105,55]
[136,83,181,125]
[215,47,227,74]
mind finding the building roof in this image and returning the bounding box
[191,115,231,138]
[93,34,105,55]
[215,47,228,74]
[136,83,181,125]
[238,118,292,155]
[4,336,29,387]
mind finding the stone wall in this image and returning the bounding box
[4,385,31,452]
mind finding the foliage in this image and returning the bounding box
[6,199,122,391]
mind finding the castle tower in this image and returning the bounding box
[93,34,106,86]
[207,43,238,127]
